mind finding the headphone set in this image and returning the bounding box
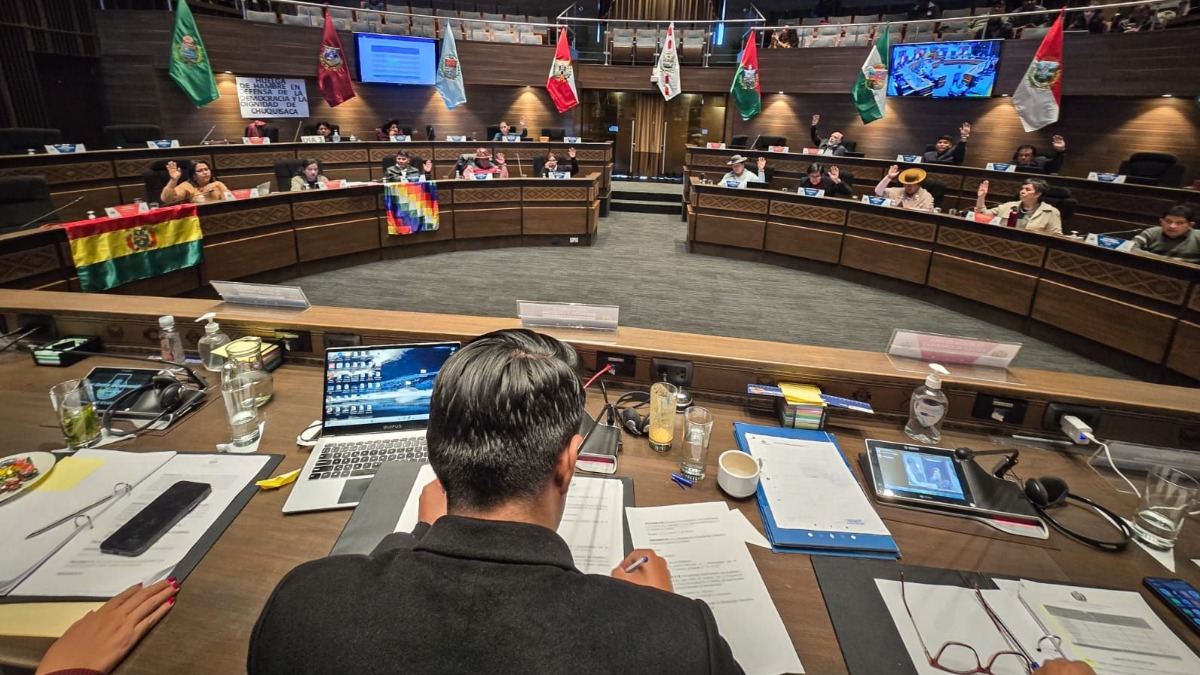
[100,367,207,437]
[613,391,651,436]
[953,446,1132,552]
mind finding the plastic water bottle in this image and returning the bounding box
[332,129,340,142]
[159,315,185,366]
[904,364,949,444]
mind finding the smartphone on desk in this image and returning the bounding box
[1144,577,1200,637]
[100,480,211,557]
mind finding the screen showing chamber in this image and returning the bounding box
[888,39,1001,98]
[322,344,458,429]
[355,33,437,86]
[874,444,969,503]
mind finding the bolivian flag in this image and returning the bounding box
[65,204,203,292]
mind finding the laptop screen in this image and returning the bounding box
[322,342,459,432]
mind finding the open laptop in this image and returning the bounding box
[282,341,460,514]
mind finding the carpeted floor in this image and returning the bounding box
[290,208,1128,380]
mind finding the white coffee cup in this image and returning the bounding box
[718,450,761,499]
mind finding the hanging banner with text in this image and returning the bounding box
[235,77,309,118]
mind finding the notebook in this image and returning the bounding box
[282,342,460,514]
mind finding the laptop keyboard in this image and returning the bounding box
[308,437,427,480]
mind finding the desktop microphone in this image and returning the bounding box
[1092,226,1145,236]
[16,196,84,230]
[199,125,216,145]
[514,153,524,177]
[749,133,762,151]
[293,121,303,143]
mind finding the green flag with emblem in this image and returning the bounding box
[168,0,219,108]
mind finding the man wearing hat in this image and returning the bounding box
[875,164,934,211]
[462,148,509,179]
[720,154,767,187]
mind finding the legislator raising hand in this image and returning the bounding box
[977,179,990,198]
[423,159,433,173]
[35,579,178,675]
[886,164,901,180]
[811,114,820,126]
[756,156,767,171]
[1051,135,1066,152]
[165,161,182,182]
[611,549,674,593]
[829,165,841,182]
[495,151,506,166]
[960,122,971,139]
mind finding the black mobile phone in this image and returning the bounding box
[1144,577,1200,637]
[100,481,212,557]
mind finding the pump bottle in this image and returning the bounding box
[195,312,231,372]
[904,363,950,444]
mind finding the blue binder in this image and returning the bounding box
[734,423,900,560]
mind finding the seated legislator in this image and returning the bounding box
[1132,204,1200,263]
[376,119,401,141]
[247,329,744,675]
[1011,136,1066,174]
[922,123,971,165]
[461,148,509,179]
[541,147,579,177]
[809,114,848,156]
[799,163,853,198]
[290,159,328,191]
[975,178,1063,235]
[875,165,934,211]
[385,151,433,182]
[159,159,230,205]
[314,121,335,139]
[493,118,528,141]
[720,154,767,187]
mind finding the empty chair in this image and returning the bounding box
[443,17,465,35]
[488,21,512,33]
[0,176,56,231]
[729,135,749,149]
[492,31,517,43]
[463,18,486,33]
[386,4,408,13]
[435,8,457,19]
[527,15,548,40]
[754,135,786,149]
[246,9,277,23]
[351,20,372,32]
[681,30,704,64]
[507,14,526,22]
[634,28,657,63]
[0,128,62,154]
[378,21,409,34]
[1041,186,1077,225]
[470,28,490,40]
[332,18,351,31]
[843,23,873,37]
[611,27,634,62]
[141,158,193,203]
[328,7,353,21]
[905,25,935,42]
[808,35,839,47]
[412,14,436,29]
[881,12,907,22]
[842,33,870,47]
[941,8,973,19]
[921,178,948,209]
[940,31,973,41]
[519,33,540,44]
[1118,152,1187,187]
[482,12,505,21]
[828,15,853,24]
[816,24,842,37]
[800,17,822,25]
[1020,26,1051,40]
[297,5,322,19]
[104,124,164,148]
[412,23,436,37]
[459,11,482,20]
[281,14,311,26]
[358,11,383,23]
[939,18,970,33]
[541,127,565,141]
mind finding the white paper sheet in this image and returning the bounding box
[13,453,270,597]
[626,502,804,675]
[744,432,890,536]
[394,469,626,576]
[1018,579,1200,675]
[1,450,175,594]
[725,507,771,549]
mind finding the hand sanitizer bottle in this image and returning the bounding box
[904,363,950,444]
[195,312,231,373]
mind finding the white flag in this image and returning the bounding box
[654,23,681,101]
[1012,11,1064,133]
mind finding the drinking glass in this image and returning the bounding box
[50,378,101,449]
[1131,465,1199,550]
[222,374,262,448]
[225,337,273,407]
[647,382,678,453]
[680,406,714,480]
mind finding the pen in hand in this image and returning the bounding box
[623,555,650,574]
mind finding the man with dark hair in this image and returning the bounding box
[384,150,432,182]
[1010,135,1066,173]
[248,329,744,675]
[1132,205,1199,263]
[922,122,971,165]
[908,0,942,21]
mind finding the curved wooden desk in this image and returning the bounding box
[0,298,1197,674]
[686,179,1200,385]
[0,175,601,296]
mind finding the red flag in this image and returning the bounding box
[1012,9,1064,132]
[317,8,356,108]
[546,27,579,113]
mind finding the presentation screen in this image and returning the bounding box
[355,33,437,86]
[887,39,1001,98]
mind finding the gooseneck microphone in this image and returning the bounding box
[200,125,217,145]
[17,196,85,230]
[514,153,524,177]
[1093,226,1146,236]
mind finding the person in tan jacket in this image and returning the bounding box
[975,178,1062,235]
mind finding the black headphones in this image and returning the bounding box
[101,369,207,437]
[614,391,651,436]
[1023,476,1132,552]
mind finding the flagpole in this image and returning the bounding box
[661,121,667,176]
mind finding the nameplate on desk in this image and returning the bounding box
[390,135,411,142]
[888,329,1022,369]
[300,135,326,143]
[798,187,825,197]
[241,137,271,144]
[548,172,570,180]
[104,202,150,219]
[801,147,828,155]
[862,195,892,207]
[724,179,744,188]
[965,210,1002,225]
[403,175,426,183]
[472,173,493,180]
[445,135,467,142]
[1085,233,1135,252]
[564,136,582,143]
[518,300,619,332]
[768,145,789,153]
[45,144,85,154]
[985,162,1016,172]
[1087,172,1126,183]
[210,280,310,309]
[705,142,726,149]
[501,135,521,143]
[228,188,259,200]
[324,180,344,189]
[896,154,922,163]
[146,140,181,149]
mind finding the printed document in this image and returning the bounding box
[745,432,889,535]
[395,466,625,575]
[626,502,804,675]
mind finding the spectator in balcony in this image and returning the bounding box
[908,0,942,22]
[1132,205,1199,263]
[972,2,1013,39]
[1116,4,1160,32]
[810,0,837,19]
[769,27,798,48]
[809,114,848,157]
[1010,136,1067,174]
[1012,1,1050,31]
[1068,1,1109,33]
[922,123,971,165]
[360,0,386,10]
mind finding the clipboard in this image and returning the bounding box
[331,461,635,558]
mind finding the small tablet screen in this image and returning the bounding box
[86,367,158,412]
[868,440,972,507]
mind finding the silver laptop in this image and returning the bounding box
[282,341,460,514]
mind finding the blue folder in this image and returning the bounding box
[734,422,900,560]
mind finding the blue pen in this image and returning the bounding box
[671,473,694,487]
[623,555,650,574]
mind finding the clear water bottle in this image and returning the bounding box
[158,315,185,366]
[332,129,340,142]
[904,363,949,444]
